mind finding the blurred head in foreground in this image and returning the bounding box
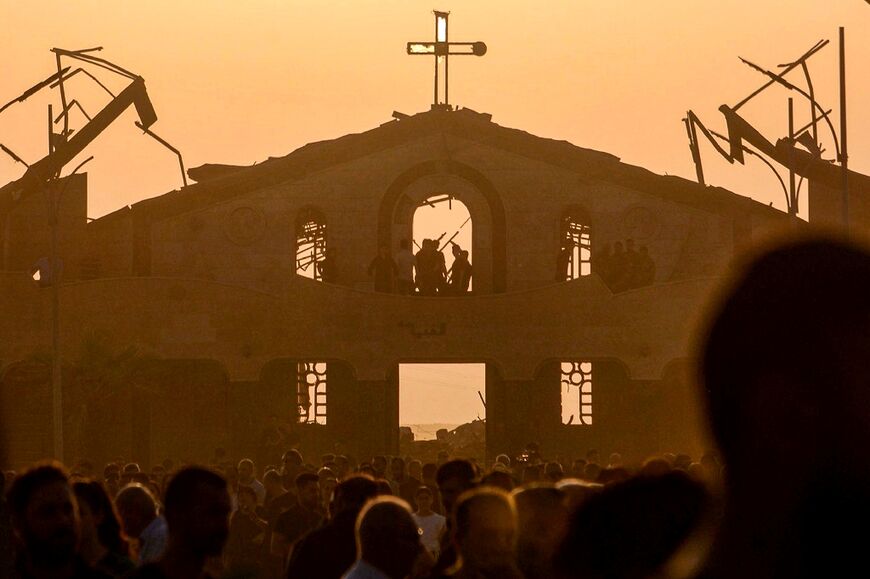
[700,236,870,577]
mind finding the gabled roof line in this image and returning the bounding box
[92,107,787,226]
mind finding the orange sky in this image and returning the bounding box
[2,0,868,220]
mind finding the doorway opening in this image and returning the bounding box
[412,195,473,292]
[399,363,486,458]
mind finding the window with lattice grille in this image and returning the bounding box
[560,213,591,281]
[296,362,327,425]
[296,210,326,280]
[561,361,593,426]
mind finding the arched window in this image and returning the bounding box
[559,209,592,281]
[296,209,327,281]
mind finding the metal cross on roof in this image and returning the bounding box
[407,11,487,110]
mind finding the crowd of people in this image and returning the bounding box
[0,445,720,579]
[558,239,656,292]
[369,239,472,296]
[2,236,870,579]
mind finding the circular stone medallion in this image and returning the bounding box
[225,206,266,246]
[622,206,660,240]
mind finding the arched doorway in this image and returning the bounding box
[379,160,507,294]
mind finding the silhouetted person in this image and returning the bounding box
[368,245,398,293]
[128,467,231,579]
[281,450,304,492]
[556,478,603,511]
[262,470,295,578]
[593,243,612,284]
[432,460,477,575]
[259,415,288,469]
[634,245,655,287]
[396,239,417,295]
[586,449,600,465]
[479,470,514,492]
[317,249,336,283]
[556,243,573,282]
[388,457,419,508]
[435,244,448,293]
[285,475,379,579]
[608,241,629,291]
[102,465,120,499]
[73,481,135,577]
[413,239,433,295]
[449,248,472,295]
[343,496,427,579]
[263,469,295,527]
[436,460,477,520]
[405,460,423,509]
[272,473,322,564]
[414,239,443,296]
[115,484,167,565]
[412,486,445,559]
[513,485,567,579]
[224,485,267,576]
[238,459,266,505]
[7,462,109,578]
[372,456,388,480]
[421,463,443,515]
[440,488,522,579]
[553,471,707,579]
[696,237,870,579]
[545,462,564,482]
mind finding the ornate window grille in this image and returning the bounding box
[561,361,593,426]
[296,210,326,280]
[296,362,327,425]
[561,212,592,280]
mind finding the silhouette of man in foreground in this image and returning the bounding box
[115,483,167,565]
[697,237,870,578]
[439,488,522,579]
[7,462,109,578]
[130,467,231,579]
[343,496,426,579]
[286,475,379,579]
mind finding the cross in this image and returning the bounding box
[407,11,487,110]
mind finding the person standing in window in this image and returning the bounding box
[368,246,398,293]
[448,247,472,295]
[395,239,416,295]
[317,248,336,283]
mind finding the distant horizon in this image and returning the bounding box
[401,423,461,441]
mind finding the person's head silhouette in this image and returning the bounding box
[353,496,422,579]
[700,236,870,577]
[702,237,870,485]
[163,467,231,560]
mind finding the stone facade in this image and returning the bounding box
[0,108,791,469]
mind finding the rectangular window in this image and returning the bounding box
[296,362,327,425]
[561,361,593,426]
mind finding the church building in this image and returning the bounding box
[0,102,795,468]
